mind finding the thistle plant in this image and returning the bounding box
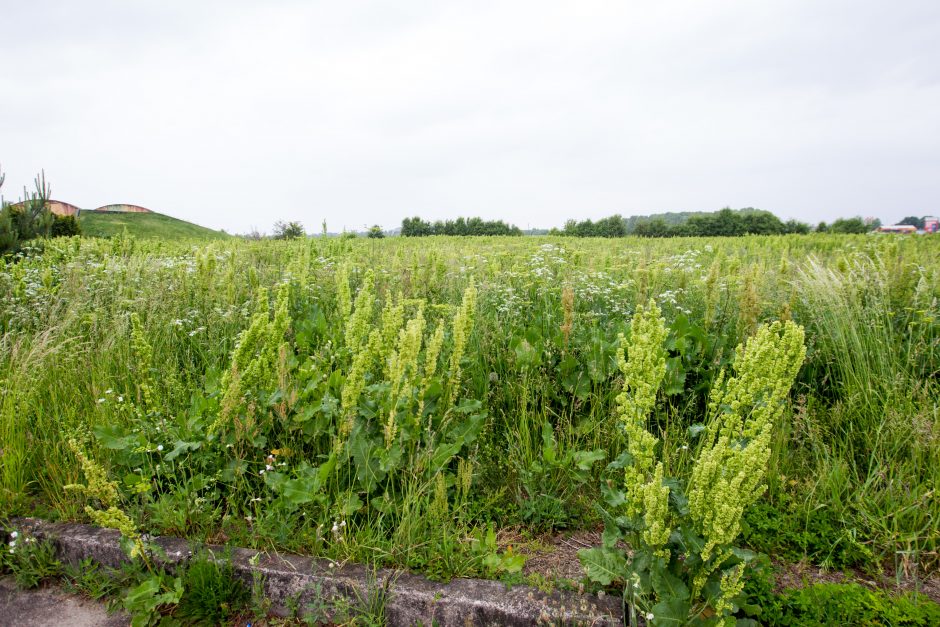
[580,302,806,625]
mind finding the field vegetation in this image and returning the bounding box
[1,232,938,623]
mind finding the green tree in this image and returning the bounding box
[1,168,62,254]
[829,217,868,234]
[783,219,811,234]
[367,225,385,238]
[898,216,925,230]
[272,220,304,240]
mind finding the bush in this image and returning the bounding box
[272,220,305,239]
[51,214,80,237]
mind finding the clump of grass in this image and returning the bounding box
[174,550,248,625]
[0,530,62,589]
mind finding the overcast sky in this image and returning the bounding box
[2,1,939,233]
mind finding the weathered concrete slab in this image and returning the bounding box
[6,518,624,626]
[0,577,128,627]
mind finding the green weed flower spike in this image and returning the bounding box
[380,292,406,363]
[345,270,375,351]
[212,284,291,437]
[335,263,351,320]
[386,306,425,445]
[688,320,806,564]
[446,283,477,409]
[129,313,156,413]
[616,299,669,520]
[64,440,146,561]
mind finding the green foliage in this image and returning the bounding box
[367,225,385,238]
[122,571,184,627]
[175,550,249,625]
[579,304,806,625]
[63,558,122,600]
[743,565,940,627]
[273,220,305,240]
[401,216,522,236]
[564,207,812,238]
[0,231,938,595]
[742,501,874,570]
[829,217,870,234]
[0,531,62,589]
[516,421,603,531]
[51,214,81,237]
[0,169,76,254]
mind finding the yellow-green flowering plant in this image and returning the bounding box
[579,301,805,626]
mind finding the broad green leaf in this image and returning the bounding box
[93,425,138,450]
[651,597,691,624]
[339,492,363,516]
[608,449,635,470]
[578,547,628,586]
[164,439,200,461]
[651,566,690,601]
[280,475,321,505]
[602,523,622,549]
[501,553,526,573]
[574,449,605,471]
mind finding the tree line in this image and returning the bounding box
[401,216,522,237]
[558,208,813,238]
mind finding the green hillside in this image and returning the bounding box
[79,211,229,240]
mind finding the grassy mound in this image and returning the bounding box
[78,211,228,240]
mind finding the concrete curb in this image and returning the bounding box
[6,518,624,626]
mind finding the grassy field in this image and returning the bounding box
[78,210,229,240]
[1,233,938,622]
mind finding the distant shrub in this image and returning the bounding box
[272,220,305,239]
[51,214,80,237]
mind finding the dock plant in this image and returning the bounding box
[579,301,806,625]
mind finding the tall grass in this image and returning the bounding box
[0,233,938,576]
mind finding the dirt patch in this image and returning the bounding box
[522,530,601,583]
